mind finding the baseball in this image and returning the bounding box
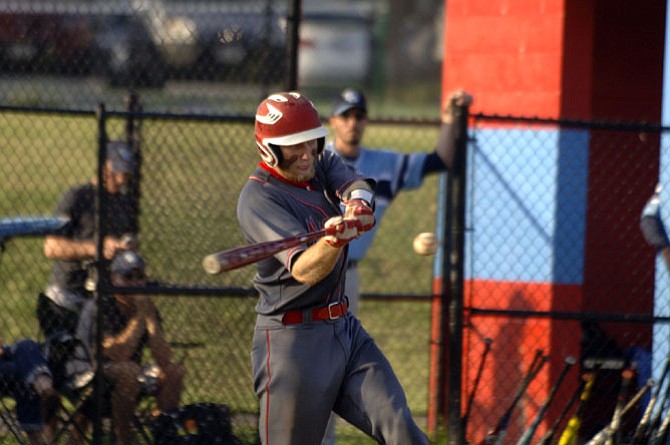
[413,232,438,256]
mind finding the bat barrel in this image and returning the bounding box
[203,254,225,275]
[202,227,333,275]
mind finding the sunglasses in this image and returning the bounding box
[341,110,367,121]
[114,269,146,281]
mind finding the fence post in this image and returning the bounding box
[445,102,470,445]
[429,174,448,436]
[285,0,301,90]
[93,103,108,445]
[124,91,143,233]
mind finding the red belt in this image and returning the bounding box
[282,301,349,324]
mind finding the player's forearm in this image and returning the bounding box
[661,247,670,272]
[434,120,457,169]
[291,239,342,286]
[146,322,174,368]
[102,317,146,362]
[43,236,96,260]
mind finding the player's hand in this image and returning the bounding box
[343,199,375,233]
[324,216,361,248]
[102,236,134,259]
[442,89,473,123]
[121,233,139,250]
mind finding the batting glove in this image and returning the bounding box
[343,199,375,233]
[324,216,361,248]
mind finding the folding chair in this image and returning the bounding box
[0,396,29,445]
[48,365,158,445]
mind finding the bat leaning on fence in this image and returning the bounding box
[648,380,670,445]
[603,368,636,445]
[463,337,494,438]
[584,378,654,445]
[643,355,670,445]
[537,370,592,445]
[479,349,547,445]
[556,370,597,445]
[631,355,670,445]
[515,356,577,445]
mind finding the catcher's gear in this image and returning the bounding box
[255,92,328,167]
[343,199,375,233]
[324,216,360,248]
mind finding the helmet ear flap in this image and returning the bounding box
[268,144,283,165]
[256,142,282,167]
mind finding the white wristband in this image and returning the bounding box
[348,189,374,207]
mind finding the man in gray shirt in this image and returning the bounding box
[236,91,429,445]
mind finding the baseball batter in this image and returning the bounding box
[237,91,429,445]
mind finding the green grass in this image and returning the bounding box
[0,111,444,444]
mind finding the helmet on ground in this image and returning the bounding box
[254,91,328,167]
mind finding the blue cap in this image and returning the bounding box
[107,141,135,174]
[110,251,145,277]
[332,88,367,116]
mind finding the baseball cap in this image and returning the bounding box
[110,251,146,279]
[107,141,136,174]
[331,88,367,116]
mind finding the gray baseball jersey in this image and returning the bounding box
[237,151,429,445]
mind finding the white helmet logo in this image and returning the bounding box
[256,103,283,125]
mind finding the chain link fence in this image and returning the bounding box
[0,0,291,114]
[456,115,666,445]
[0,103,443,444]
[3,102,669,445]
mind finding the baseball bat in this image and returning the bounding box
[556,371,597,445]
[649,402,670,445]
[632,355,670,445]
[537,371,591,445]
[584,378,654,445]
[647,389,670,445]
[643,356,670,445]
[603,368,635,445]
[648,376,670,445]
[203,227,336,274]
[480,349,547,445]
[463,337,494,437]
[516,356,577,445]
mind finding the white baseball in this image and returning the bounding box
[413,232,438,256]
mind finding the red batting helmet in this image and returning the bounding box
[254,91,328,167]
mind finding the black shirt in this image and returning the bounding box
[48,183,138,294]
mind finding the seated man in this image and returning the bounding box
[0,339,59,445]
[77,251,185,445]
[39,140,139,339]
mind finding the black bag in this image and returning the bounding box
[151,403,241,445]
